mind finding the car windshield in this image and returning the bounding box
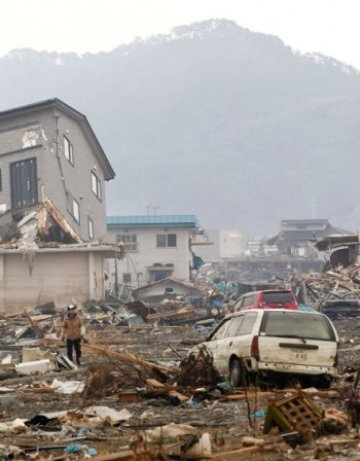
[260,312,335,341]
[263,292,294,303]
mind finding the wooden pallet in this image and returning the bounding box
[264,391,322,434]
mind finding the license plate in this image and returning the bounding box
[290,350,308,361]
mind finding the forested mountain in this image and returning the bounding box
[1,19,360,234]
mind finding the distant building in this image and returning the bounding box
[194,229,248,262]
[316,234,359,269]
[106,215,201,286]
[267,219,350,258]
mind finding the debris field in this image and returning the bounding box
[1,291,360,461]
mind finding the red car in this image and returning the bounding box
[234,289,298,311]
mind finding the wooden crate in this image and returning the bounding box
[264,391,322,434]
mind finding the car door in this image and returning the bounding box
[214,315,245,374]
[204,318,232,374]
[214,312,259,376]
[228,311,259,359]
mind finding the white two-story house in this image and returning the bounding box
[106,215,200,286]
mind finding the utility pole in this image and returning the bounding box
[146,204,152,216]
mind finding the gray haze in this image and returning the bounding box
[1,19,360,235]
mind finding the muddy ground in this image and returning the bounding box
[1,317,360,460]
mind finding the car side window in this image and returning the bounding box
[210,319,231,341]
[224,316,244,337]
[234,297,245,311]
[243,295,254,307]
[238,312,258,335]
[242,296,249,307]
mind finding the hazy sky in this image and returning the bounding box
[2,0,360,69]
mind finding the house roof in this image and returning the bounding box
[280,228,344,242]
[0,98,115,180]
[107,215,198,229]
[132,277,201,295]
[280,219,330,230]
[267,220,351,245]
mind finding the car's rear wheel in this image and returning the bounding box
[230,359,248,387]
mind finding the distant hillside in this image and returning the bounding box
[1,19,360,235]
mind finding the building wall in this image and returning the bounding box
[0,111,46,209]
[42,111,107,240]
[0,106,108,240]
[194,230,221,262]
[195,229,248,261]
[0,250,105,314]
[219,230,248,258]
[107,227,191,285]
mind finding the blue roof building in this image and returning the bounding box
[107,215,198,229]
[106,214,201,287]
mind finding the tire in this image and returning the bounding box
[230,359,248,387]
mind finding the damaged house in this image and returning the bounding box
[266,219,350,258]
[315,234,360,269]
[131,277,202,303]
[0,99,117,313]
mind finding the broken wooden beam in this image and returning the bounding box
[82,344,175,378]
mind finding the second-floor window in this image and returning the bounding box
[91,171,101,200]
[116,233,138,251]
[156,233,177,248]
[72,198,80,223]
[88,217,94,239]
[64,136,74,165]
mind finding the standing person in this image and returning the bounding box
[61,304,85,366]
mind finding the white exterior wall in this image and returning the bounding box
[107,227,191,285]
[219,230,248,258]
[0,250,105,314]
[194,229,248,261]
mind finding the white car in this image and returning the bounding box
[201,309,339,388]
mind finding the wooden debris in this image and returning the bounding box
[146,378,188,402]
[82,343,175,379]
[146,308,196,323]
[26,311,44,339]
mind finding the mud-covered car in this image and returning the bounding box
[320,291,360,318]
[198,309,339,388]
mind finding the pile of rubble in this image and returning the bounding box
[2,262,360,459]
[0,314,359,460]
[290,263,360,315]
